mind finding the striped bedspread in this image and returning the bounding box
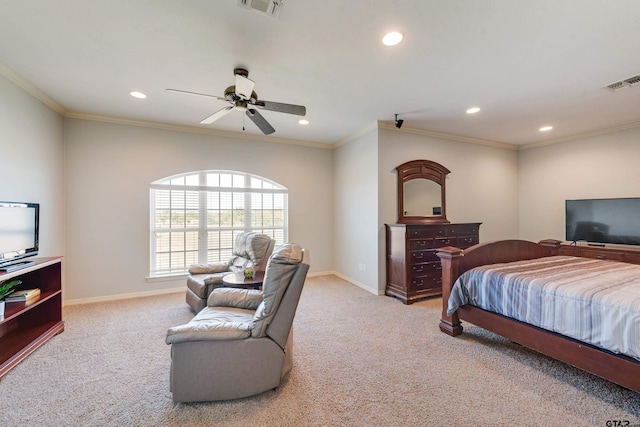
[447,256,640,361]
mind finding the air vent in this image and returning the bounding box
[605,74,640,91]
[237,0,285,18]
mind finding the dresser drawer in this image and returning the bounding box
[434,237,456,247]
[410,275,442,291]
[623,252,640,265]
[456,235,479,248]
[386,222,481,304]
[410,262,442,277]
[447,224,480,236]
[408,226,447,238]
[409,250,439,263]
[408,238,439,250]
[558,246,579,256]
[581,249,625,262]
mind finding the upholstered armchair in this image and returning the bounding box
[185,232,275,313]
[166,243,309,403]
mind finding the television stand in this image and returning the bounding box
[0,260,36,272]
[0,257,64,379]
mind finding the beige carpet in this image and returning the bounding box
[1,275,638,426]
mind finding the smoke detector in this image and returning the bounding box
[605,74,640,92]
[237,0,285,18]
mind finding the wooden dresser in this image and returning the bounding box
[385,223,480,304]
[557,243,640,264]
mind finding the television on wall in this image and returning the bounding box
[0,201,40,269]
[565,198,640,246]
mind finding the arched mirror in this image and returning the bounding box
[396,160,450,224]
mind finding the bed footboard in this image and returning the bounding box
[435,239,640,392]
[436,246,464,336]
[436,239,561,336]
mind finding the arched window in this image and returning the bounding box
[150,170,288,276]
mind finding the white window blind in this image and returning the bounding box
[150,171,288,276]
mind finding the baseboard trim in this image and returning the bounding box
[63,271,377,306]
[331,272,381,296]
[63,287,184,306]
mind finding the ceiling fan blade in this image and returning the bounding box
[166,88,226,101]
[254,100,306,116]
[200,106,234,124]
[235,74,255,100]
[246,109,275,135]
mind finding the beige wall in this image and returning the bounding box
[63,119,333,300]
[333,127,379,294]
[5,68,640,302]
[518,126,640,242]
[378,127,520,292]
[0,74,65,264]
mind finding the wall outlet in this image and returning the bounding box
[358,263,367,272]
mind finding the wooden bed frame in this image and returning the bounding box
[437,239,640,393]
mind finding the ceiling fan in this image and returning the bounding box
[166,68,306,135]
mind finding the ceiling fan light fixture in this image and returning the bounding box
[466,107,480,114]
[382,31,403,46]
[540,126,553,132]
[168,67,307,135]
[298,119,309,125]
[130,91,146,99]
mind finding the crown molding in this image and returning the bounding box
[0,62,66,114]
[520,119,640,150]
[377,121,519,150]
[5,58,639,151]
[334,121,379,148]
[64,111,333,149]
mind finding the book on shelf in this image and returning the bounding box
[4,288,40,302]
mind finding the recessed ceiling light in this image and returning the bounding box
[466,107,481,114]
[130,91,147,99]
[298,119,309,125]
[382,31,403,46]
[539,126,553,132]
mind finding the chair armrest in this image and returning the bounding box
[188,262,229,274]
[165,321,251,344]
[207,288,263,310]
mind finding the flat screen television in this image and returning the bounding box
[0,201,40,269]
[565,198,640,246]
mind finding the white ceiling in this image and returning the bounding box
[1,0,640,146]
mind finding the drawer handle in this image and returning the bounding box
[413,279,424,286]
[418,240,427,247]
[433,264,442,270]
[413,253,424,259]
[414,266,424,272]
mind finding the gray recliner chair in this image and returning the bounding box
[166,243,310,403]
[185,232,275,313]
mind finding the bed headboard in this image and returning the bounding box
[448,239,560,277]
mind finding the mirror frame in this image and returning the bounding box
[396,159,450,224]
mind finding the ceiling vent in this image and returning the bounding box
[605,74,640,92]
[237,0,285,18]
